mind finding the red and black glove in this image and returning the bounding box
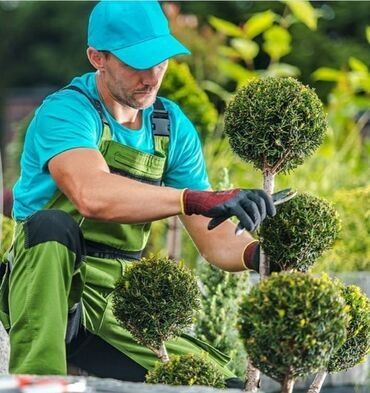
[182,189,276,231]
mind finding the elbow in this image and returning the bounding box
[73,188,106,220]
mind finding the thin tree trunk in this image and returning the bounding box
[245,361,260,392]
[167,216,182,260]
[245,170,275,390]
[152,342,170,363]
[260,170,275,280]
[307,371,327,393]
[263,169,275,195]
[281,376,295,393]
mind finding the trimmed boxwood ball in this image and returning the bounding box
[238,272,349,382]
[327,283,370,373]
[224,77,327,174]
[259,193,340,272]
[112,256,201,350]
[146,353,225,388]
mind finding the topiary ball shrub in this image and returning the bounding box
[112,256,201,351]
[327,283,370,373]
[259,193,340,272]
[224,77,327,174]
[238,272,349,383]
[146,353,225,388]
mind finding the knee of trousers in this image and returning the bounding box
[23,209,86,269]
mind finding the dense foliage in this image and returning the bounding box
[327,283,370,373]
[112,256,200,351]
[0,215,14,260]
[159,60,218,141]
[146,353,225,388]
[259,193,340,272]
[224,77,327,174]
[238,272,349,382]
[314,186,370,272]
[194,262,249,377]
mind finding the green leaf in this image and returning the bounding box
[312,67,342,81]
[209,16,242,37]
[218,58,254,84]
[283,0,318,30]
[243,10,276,39]
[366,26,370,44]
[349,57,368,73]
[265,63,301,77]
[218,45,240,59]
[263,26,292,61]
[231,38,259,62]
[201,80,232,103]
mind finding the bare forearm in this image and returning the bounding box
[181,215,256,272]
[72,171,182,223]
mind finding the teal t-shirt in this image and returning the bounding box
[12,72,210,220]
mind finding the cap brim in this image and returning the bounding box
[111,34,190,70]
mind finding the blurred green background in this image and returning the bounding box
[0,0,369,273]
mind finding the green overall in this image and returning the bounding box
[0,88,234,379]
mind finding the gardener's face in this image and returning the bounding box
[99,52,168,109]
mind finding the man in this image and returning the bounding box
[0,1,276,388]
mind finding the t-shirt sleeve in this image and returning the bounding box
[162,103,210,190]
[33,90,101,172]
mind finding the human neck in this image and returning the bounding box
[96,73,141,130]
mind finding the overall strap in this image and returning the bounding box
[63,85,108,125]
[63,85,111,143]
[152,98,170,157]
[63,86,170,152]
[152,99,170,137]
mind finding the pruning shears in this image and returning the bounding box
[235,188,297,236]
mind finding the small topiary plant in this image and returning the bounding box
[238,272,349,393]
[224,77,330,390]
[259,193,341,272]
[224,77,327,178]
[328,284,370,372]
[112,256,227,387]
[112,256,200,362]
[146,353,226,388]
[308,283,370,393]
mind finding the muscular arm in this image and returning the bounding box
[48,148,182,222]
[180,214,255,272]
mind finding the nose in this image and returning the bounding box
[141,66,161,86]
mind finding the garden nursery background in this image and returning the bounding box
[0,1,369,392]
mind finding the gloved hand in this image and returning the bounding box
[182,189,276,231]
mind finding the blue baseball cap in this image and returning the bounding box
[88,1,190,70]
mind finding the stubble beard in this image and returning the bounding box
[109,82,156,110]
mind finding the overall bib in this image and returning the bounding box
[0,87,234,382]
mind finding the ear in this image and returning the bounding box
[87,47,106,71]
